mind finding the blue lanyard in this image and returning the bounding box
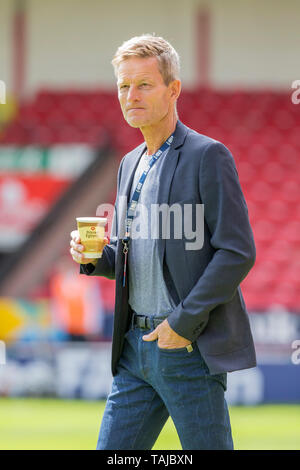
[122,133,174,286]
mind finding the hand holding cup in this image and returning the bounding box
[70,217,108,265]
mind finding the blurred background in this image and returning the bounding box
[0,0,299,450]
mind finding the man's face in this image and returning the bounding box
[117,56,179,128]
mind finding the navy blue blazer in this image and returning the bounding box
[80,120,257,375]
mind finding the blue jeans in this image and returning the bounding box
[97,315,234,450]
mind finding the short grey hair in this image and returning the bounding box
[112,34,180,85]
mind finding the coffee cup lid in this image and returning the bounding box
[76,217,107,225]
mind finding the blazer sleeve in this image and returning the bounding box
[79,156,125,280]
[167,142,256,341]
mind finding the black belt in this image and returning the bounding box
[132,314,167,330]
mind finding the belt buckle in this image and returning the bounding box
[139,315,146,329]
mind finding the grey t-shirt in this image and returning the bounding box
[128,147,177,316]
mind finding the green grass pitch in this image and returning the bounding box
[0,398,299,450]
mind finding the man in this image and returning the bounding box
[70,34,256,450]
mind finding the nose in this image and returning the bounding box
[127,85,141,103]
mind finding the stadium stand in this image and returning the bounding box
[0,88,299,311]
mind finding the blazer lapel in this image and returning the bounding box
[157,120,189,263]
[117,143,146,239]
[122,143,147,199]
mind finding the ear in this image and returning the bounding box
[169,79,181,101]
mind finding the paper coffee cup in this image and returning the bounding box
[76,217,107,258]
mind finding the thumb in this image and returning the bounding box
[142,328,159,342]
